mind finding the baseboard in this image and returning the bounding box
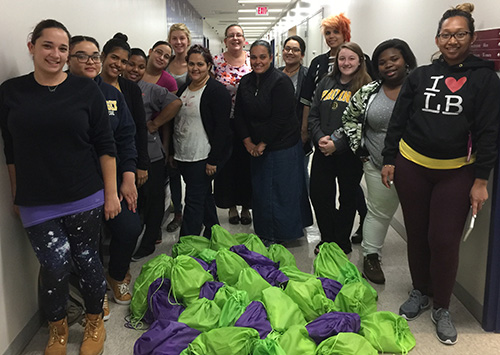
[3,310,43,355]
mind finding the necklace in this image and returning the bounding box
[47,85,59,93]
[283,65,300,77]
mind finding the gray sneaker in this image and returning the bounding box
[399,289,430,320]
[431,308,458,345]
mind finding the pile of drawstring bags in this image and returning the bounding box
[130,225,416,355]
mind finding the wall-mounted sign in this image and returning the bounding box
[256,6,268,16]
[470,28,500,71]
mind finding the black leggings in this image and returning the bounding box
[26,207,106,321]
[394,153,474,309]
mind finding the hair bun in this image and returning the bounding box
[113,32,128,42]
[455,3,474,13]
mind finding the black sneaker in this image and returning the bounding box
[363,253,385,284]
[399,289,430,320]
[431,308,458,345]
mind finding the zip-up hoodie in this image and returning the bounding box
[382,55,500,179]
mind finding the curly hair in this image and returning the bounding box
[186,44,214,67]
[321,13,351,42]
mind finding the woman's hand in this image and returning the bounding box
[206,164,217,176]
[381,165,395,188]
[147,120,159,134]
[243,137,257,156]
[104,193,121,220]
[136,169,148,187]
[120,172,138,212]
[318,136,336,156]
[470,178,488,216]
[252,142,267,157]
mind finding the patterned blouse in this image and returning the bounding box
[213,52,251,118]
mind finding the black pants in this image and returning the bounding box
[310,149,363,254]
[136,160,166,255]
[26,207,106,321]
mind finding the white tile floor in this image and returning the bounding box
[22,209,500,354]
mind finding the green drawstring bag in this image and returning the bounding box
[284,279,334,321]
[315,332,378,355]
[252,336,287,355]
[332,281,377,318]
[234,267,272,301]
[233,233,269,256]
[213,284,239,310]
[278,325,317,355]
[130,254,173,322]
[219,289,251,327]
[172,235,211,258]
[197,248,218,263]
[170,255,213,306]
[177,297,221,332]
[268,244,297,268]
[280,266,316,282]
[313,242,350,281]
[359,311,416,354]
[216,248,249,286]
[181,327,260,355]
[261,287,305,332]
[210,224,240,250]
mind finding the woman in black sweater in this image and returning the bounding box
[234,40,304,245]
[174,45,232,238]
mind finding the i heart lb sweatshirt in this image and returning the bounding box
[382,54,500,179]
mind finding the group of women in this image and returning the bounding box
[1,2,499,353]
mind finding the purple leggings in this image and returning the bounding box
[394,153,474,309]
[26,207,106,321]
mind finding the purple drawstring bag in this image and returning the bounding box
[191,256,209,270]
[199,281,225,300]
[134,319,201,355]
[234,301,272,339]
[318,277,343,302]
[305,312,361,344]
[208,260,217,279]
[143,278,185,325]
[230,245,277,267]
[251,264,289,286]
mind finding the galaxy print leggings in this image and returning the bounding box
[26,207,106,321]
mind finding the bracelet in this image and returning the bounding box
[383,164,395,168]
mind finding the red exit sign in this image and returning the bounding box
[256,6,268,16]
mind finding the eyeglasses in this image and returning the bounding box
[70,53,101,63]
[226,33,244,39]
[437,31,471,41]
[153,49,171,60]
[283,46,301,53]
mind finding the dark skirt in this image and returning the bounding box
[251,141,305,241]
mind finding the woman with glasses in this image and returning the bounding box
[342,39,417,285]
[213,24,253,226]
[382,3,500,345]
[143,41,177,92]
[278,35,313,228]
[164,23,192,234]
[68,35,141,318]
[0,20,120,354]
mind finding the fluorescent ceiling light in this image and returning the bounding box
[238,9,283,13]
[239,22,273,25]
[238,17,277,20]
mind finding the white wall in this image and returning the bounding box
[0,1,213,353]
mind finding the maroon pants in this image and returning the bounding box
[394,153,474,309]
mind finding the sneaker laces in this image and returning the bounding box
[436,309,454,329]
[48,323,66,346]
[117,282,130,297]
[84,317,101,341]
[366,256,382,271]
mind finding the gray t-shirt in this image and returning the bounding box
[138,80,179,162]
[364,88,396,170]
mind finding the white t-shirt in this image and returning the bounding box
[173,86,211,162]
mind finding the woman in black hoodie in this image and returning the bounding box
[382,3,500,345]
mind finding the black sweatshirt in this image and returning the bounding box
[383,55,500,180]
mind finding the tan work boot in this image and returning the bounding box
[45,317,68,355]
[106,274,132,305]
[80,313,105,355]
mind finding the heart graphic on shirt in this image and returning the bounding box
[445,77,467,93]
